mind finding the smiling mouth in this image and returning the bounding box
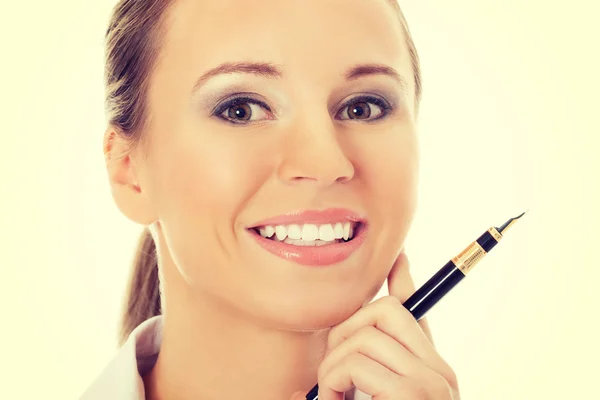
[250,221,362,247]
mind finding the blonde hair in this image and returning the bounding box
[104,0,422,345]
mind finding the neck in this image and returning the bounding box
[144,290,328,400]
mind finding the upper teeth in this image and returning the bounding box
[258,222,356,241]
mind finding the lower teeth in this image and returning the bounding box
[257,236,352,246]
[282,238,343,246]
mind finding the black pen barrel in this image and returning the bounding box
[403,261,465,321]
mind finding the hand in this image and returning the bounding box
[293,250,460,400]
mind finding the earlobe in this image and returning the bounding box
[103,128,156,225]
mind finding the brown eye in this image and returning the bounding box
[214,96,272,124]
[347,102,372,119]
[227,104,252,121]
[337,96,390,121]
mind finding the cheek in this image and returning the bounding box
[358,129,420,217]
[146,127,274,273]
[153,130,271,218]
[352,125,419,277]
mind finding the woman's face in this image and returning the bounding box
[137,0,419,329]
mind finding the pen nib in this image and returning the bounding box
[496,210,527,234]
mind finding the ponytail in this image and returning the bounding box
[118,228,162,346]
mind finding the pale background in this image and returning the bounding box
[1,0,598,399]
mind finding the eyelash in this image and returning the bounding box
[212,94,393,125]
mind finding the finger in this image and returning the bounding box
[319,326,427,382]
[318,353,395,400]
[327,296,455,386]
[387,250,434,343]
[319,353,451,400]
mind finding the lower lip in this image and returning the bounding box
[247,224,367,266]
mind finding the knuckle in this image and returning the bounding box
[378,306,398,328]
[435,374,452,396]
[319,352,366,383]
[380,298,410,326]
[427,372,453,399]
[375,296,403,319]
[412,386,429,400]
[355,325,378,340]
[352,326,379,353]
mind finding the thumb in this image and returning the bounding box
[387,250,414,302]
[289,391,306,400]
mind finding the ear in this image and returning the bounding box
[103,127,157,225]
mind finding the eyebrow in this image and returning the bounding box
[192,61,407,92]
[344,63,408,90]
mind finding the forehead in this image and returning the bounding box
[155,0,411,91]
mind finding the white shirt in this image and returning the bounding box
[78,316,370,400]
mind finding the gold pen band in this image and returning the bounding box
[452,227,502,274]
[452,241,486,274]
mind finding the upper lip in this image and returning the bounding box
[248,208,366,228]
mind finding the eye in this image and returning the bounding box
[337,95,392,121]
[213,96,273,124]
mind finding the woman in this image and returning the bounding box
[81,0,460,399]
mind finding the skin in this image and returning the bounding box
[104,0,459,398]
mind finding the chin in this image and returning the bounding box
[246,289,371,332]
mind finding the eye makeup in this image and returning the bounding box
[211,95,274,124]
[208,92,397,125]
[335,94,393,122]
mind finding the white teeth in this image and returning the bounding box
[283,238,336,246]
[257,222,359,243]
[301,224,319,241]
[319,224,335,241]
[287,224,302,240]
[264,225,275,238]
[334,222,344,239]
[275,225,287,241]
[259,225,275,238]
[342,222,350,240]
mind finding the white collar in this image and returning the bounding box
[78,316,163,400]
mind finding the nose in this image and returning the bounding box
[277,117,355,187]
